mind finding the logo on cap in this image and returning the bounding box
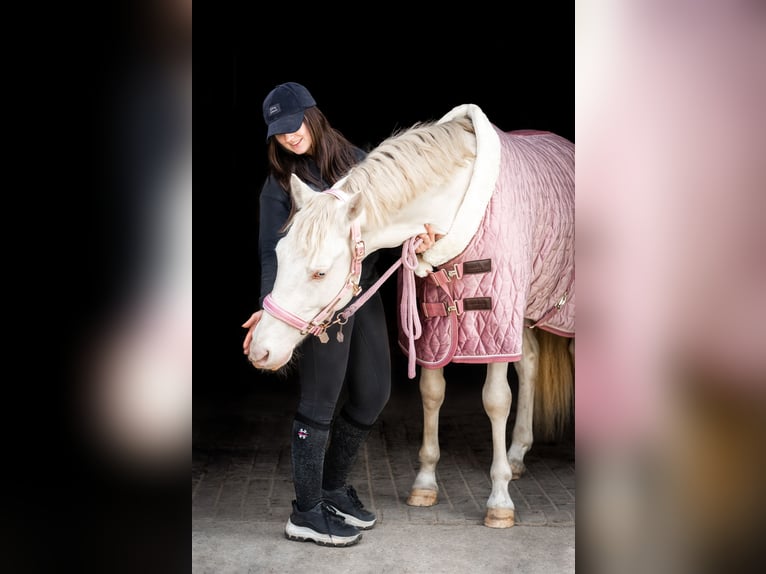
[268,104,281,117]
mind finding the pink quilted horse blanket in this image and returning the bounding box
[397,104,575,368]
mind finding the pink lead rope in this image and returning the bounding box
[399,237,423,378]
[337,236,423,379]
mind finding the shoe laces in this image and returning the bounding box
[318,503,350,544]
[321,502,350,526]
[344,485,365,509]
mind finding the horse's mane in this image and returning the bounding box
[345,117,476,229]
[289,116,476,258]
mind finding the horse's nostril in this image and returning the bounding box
[249,346,269,366]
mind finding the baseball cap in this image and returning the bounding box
[262,82,317,140]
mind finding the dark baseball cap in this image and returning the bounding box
[262,82,317,140]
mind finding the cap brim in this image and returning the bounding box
[265,111,305,141]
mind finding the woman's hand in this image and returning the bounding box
[241,310,264,355]
[415,223,443,254]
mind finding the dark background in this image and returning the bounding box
[6,3,577,572]
[200,6,575,400]
[75,5,574,571]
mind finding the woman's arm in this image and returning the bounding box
[257,178,291,306]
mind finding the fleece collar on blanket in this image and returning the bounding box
[415,104,501,276]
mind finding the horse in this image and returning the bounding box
[248,104,575,528]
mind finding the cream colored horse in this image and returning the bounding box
[248,104,574,527]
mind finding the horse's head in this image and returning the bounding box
[248,174,366,371]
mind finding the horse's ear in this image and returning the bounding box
[347,192,364,222]
[289,174,314,210]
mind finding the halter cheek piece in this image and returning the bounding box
[262,189,364,343]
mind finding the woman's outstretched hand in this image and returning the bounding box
[415,223,443,254]
[242,310,264,355]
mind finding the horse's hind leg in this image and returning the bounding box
[483,361,515,528]
[508,327,539,479]
[407,366,445,507]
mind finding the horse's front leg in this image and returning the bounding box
[508,327,539,479]
[483,361,515,527]
[407,366,445,507]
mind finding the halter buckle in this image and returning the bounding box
[354,240,365,259]
[348,279,362,296]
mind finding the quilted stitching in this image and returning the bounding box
[398,128,574,365]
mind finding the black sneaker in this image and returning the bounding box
[322,485,377,530]
[284,500,362,547]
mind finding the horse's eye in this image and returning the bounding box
[311,271,326,280]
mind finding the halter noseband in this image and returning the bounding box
[261,189,365,342]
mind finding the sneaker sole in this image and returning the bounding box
[325,505,377,530]
[284,521,362,547]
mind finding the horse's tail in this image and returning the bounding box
[533,330,574,442]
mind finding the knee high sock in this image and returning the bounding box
[291,418,330,512]
[322,411,373,491]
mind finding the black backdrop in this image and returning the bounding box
[197,6,574,399]
[0,4,573,571]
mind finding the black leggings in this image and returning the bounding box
[296,291,391,427]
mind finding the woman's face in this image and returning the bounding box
[275,122,313,155]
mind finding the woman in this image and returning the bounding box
[242,82,436,547]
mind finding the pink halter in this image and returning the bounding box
[262,188,424,378]
[261,189,365,342]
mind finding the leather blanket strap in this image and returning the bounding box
[420,259,493,318]
[421,297,493,318]
[427,258,492,287]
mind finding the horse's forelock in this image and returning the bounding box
[289,193,348,260]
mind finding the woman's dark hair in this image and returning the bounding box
[266,106,360,193]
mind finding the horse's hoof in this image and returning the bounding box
[406,489,438,507]
[484,508,515,528]
[510,461,526,480]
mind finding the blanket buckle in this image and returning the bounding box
[446,264,462,281]
[444,300,461,315]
